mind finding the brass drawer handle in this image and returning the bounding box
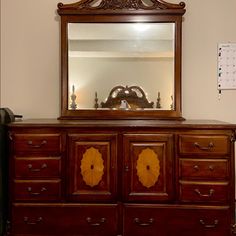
[199,219,219,228]
[208,165,214,171]
[194,188,214,197]
[27,140,47,148]
[86,217,106,226]
[194,142,214,151]
[28,163,47,172]
[27,187,47,196]
[134,218,154,227]
[23,216,43,225]
[193,165,199,171]
[193,165,214,172]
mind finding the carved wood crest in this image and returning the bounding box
[101,85,154,109]
[58,0,185,12]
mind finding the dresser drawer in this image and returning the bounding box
[14,157,61,178]
[12,204,118,236]
[124,204,231,236]
[13,133,61,155]
[179,158,229,179]
[14,180,61,201]
[178,135,229,155]
[179,181,229,203]
[166,206,231,236]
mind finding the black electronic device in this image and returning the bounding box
[0,108,22,124]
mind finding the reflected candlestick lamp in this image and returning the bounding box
[70,85,77,110]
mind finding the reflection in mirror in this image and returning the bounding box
[68,23,175,110]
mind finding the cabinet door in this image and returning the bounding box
[123,134,173,201]
[68,134,117,201]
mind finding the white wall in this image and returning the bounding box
[69,57,174,109]
[181,0,236,124]
[1,0,236,123]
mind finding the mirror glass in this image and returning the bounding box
[68,22,175,110]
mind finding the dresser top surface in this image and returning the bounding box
[7,119,236,129]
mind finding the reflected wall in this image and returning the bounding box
[68,23,175,110]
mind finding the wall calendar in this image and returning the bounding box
[218,43,236,90]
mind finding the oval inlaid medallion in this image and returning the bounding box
[136,148,160,188]
[80,147,104,187]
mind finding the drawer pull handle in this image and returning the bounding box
[86,217,106,226]
[27,187,47,195]
[194,142,214,151]
[199,219,219,228]
[193,165,199,171]
[23,216,43,225]
[134,218,154,227]
[28,163,47,172]
[194,188,214,197]
[125,165,129,172]
[208,165,214,171]
[27,140,47,148]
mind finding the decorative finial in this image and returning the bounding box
[94,92,99,109]
[156,92,161,109]
[170,95,174,110]
[70,85,77,110]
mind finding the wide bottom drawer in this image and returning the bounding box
[11,203,118,236]
[123,204,231,236]
[11,204,232,236]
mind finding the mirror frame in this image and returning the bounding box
[57,0,186,120]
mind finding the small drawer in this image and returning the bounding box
[13,133,61,155]
[179,134,230,155]
[179,181,229,203]
[179,158,229,179]
[14,180,61,201]
[12,204,118,236]
[14,157,61,178]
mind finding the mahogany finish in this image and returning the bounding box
[6,1,236,235]
[123,133,174,202]
[7,119,236,235]
[67,133,117,202]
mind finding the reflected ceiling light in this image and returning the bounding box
[133,23,151,32]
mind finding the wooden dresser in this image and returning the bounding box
[6,119,236,236]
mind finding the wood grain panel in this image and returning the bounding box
[67,133,117,201]
[123,133,173,202]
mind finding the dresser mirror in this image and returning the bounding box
[57,0,186,119]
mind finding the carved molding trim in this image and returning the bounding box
[101,85,154,109]
[58,0,185,11]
